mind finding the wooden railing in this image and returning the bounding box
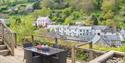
[0,22,16,56]
[89,51,125,63]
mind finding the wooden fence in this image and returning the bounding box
[89,51,125,63]
[23,34,125,63]
[0,22,16,56]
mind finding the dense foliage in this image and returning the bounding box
[0,0,125,28]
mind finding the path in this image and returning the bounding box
[0,46,24,63]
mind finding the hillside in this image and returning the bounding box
[0,0,125,43]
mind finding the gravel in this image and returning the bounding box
[106,57,124,63]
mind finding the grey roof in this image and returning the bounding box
[98,35,121,46]
[102,35,121,41]
[120,29,125,35]
[92,26,110,30]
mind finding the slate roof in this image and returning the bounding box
[47,25,92,30]
[102,35,121,41]
[92,25,110,30]
[120,29,125,35]
[92,34,122,46]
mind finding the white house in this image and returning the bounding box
[33,16,52,28]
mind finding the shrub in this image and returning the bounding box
[76,49,87,61]
[0,5,8,12]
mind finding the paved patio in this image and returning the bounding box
[0,46,81,63]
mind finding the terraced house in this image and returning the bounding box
[48,25,99,42]
[47,25,124,47]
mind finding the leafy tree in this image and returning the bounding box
[101,0,118,12]
[103,10,114,19]
[64,16,74,25]
[93,0,103,10]
[32,7,51,17]
[62,7,72,18]
[69,0,95,14]
[9,15,36,43]
[17,4,26,14]
[40,0,54,8]
[91,14,98,25]
[33,1,41,9]
[84,16,94,26]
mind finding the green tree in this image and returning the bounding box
[33,1,41,9]
[92,14,98,25]
[69,0,95,14]
[40,0,54,8]
[93,0,103,10]
[101,0,118,12]
[64,16,74,25]
[9,15,36,43]
[32,7,51,17]
[62,7,72,18]
[84,16,94,26]
[103,10,114,19]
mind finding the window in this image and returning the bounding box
[75,29,77,31]
[86,30,89,32]
[83,30,85,32]
[86,33,88,35]
[69,29,71,31]
[80,33,82,35]
[80,29,82,32]
[83,33,84,35]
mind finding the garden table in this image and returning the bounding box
[24,47,66,63]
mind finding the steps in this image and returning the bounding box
[0,50,9,56]
[0,45,7,50]
[0,43,9,56]
[0,40,3,45]
[0,33,10,56]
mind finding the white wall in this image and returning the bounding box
[48,25,95,41]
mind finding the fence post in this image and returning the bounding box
[31,35,34,42]
[89,42,93,49]
[14,33,17,48]
[71,46,75,63]
[11,33,15,56]
[55,37,58,44]
[89,42,93,60]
